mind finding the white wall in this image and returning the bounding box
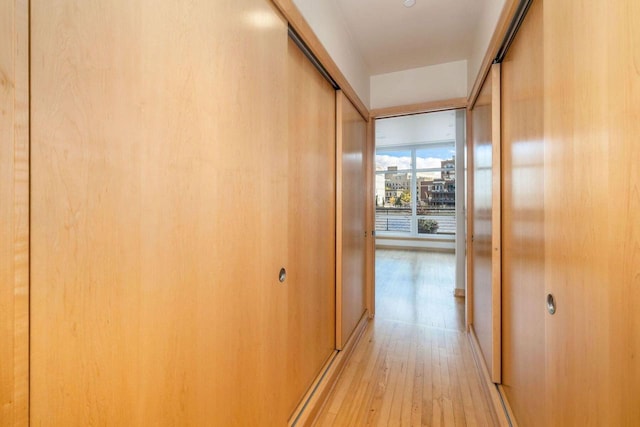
[369,60,467,110]
[467,0,506,92]
[292,0,506,106]
[292,0,370,107]
[376,110,456,147]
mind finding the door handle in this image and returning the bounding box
[546,293,556,315]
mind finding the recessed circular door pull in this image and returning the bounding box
[546,293,556,315]
[279,268,287,283]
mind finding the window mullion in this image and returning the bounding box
[411,149,417,235]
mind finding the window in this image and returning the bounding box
[374,110,461,238]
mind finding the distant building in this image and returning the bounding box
[419,158,456,208]
[384,166,410,203]
[441,158,455,180]
[382,158,455,207]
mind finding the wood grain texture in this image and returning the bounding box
[287,35,337,416]
[544,0,640,424]
[0,0,29,425]
[374,250,464,331]
[605,1,640,421]
[490,64,502,384]
[336,91,344,349]
[370,97,467,119]
[465,108,474,330]
[31,0,294,424]
[500,0,545,424]
[292,313,369,427]
[365,119,376,318]
[316,250,497,426]
[470,72,497,382]
[468,328,508,426]
[497,385,518,427]
[338,93,367,348]
[271,0,369,121]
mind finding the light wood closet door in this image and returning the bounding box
[286,37,336,416]
[0,0,29,423]
[500,0,545,424]
[471,65,501,383]
[336,92,367,348]
[544,0,640,424]
[31,0,291,425]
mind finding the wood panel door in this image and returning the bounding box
[30,0,292,425]
[470,64,501,383]
[336,91,367,349]
[286,36,336,416]
[0,0,29,423]
[500,0,545,424]
[544,0,640,424]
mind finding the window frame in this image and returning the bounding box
[375,140,456,238]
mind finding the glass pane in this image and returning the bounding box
[375,172,413,207]
[375,172,412,233]
[416,146,455,234]
[416,145,455,176]
[417,213,455,235]
[416,172,456,209]
[375,150,412,172]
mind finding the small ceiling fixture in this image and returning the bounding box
[403,0,416,7]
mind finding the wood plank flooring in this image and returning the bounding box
[314,250,497,426]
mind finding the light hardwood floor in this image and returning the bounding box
[314,249,497,426]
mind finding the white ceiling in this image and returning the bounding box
[335,0,487,75]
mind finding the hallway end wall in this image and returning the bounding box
[370,61,467,110]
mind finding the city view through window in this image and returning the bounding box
[375,143,456,236]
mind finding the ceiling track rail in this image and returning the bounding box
[288,25,340,90]
[493,0,533,64]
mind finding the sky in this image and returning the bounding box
[375,148,456,205]
[375,147,455,171]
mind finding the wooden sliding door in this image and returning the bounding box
[500,0,545,424]
[336,91,367,349]
[470,64,501,383]
[0,0,29,423]
[286,36,336,416]
[30,0,335,425]
[544,0,640,424]
[488,0,640,424]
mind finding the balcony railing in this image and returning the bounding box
[375,207,455,235]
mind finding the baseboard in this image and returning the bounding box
[288,311,370,427]
[497,384,519,427]
[454,288,465,297]
[467,326,512,426]
[375,244,455,253]
[375,235,455,252]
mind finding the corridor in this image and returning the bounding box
[315,250,497,426]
